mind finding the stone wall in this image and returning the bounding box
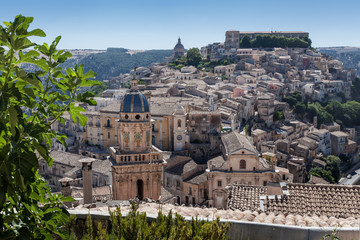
[68,210,360,240]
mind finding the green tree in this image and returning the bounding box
[90,81,108,96]
[325,155,341,183]
[294,102,306,116]
[309,156,341,184]
[308,102,334,126]
[273,111,284,121]
[239,35,251,48]
[284,96,297,108]
[325,100,343,120]
[303,36,312,48]
[0,15,98,239]
[249,35,311,48]
[284,91,302,108]
[186,48,202,67]
[351,78,360,101]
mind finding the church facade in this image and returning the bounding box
[111,75,165,200]
[207,132,292,208]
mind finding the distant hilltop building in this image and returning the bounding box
[165,37,186,63]
[172,37,185,59]
[225,30,309,49]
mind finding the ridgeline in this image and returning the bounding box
[59,48,173,81]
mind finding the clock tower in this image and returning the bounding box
[173,106,187,151]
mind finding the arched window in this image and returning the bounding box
[177,119,182,128]
[240,160,246,169]
[107,119,110,127]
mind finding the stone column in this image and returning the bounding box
[80,158,95,204]
[59,177,72,197]
[208,172,213,201]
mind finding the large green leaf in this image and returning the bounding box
[26,28,46,37]
[68,104,87,126]
[8,106,18,135]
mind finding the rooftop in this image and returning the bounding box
[166,159,198,176]
[330,131,348,137]
[222,132,257,155]
[70,202,359,228]
[184,171,208,185]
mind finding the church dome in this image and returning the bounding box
[120,90,149,113]
[174,37,184,51]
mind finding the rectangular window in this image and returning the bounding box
[189,187,192,195]
[217,180,222,187]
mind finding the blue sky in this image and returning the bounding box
[2,0,360,49]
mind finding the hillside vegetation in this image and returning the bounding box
[318,47,360,75]
[59,48,172,80]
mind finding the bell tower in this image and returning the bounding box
[173,106,187,151]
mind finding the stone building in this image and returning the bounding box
[173,106,187,152]
[100,104,121,148]
[224,30,240,50]
[111,75,165,201]
[163,156,207,205]
[38,151,111,192]
[150,104,176,151]
[187,111,222,163]
[207,132,292,208]
[330,131,349,156]
[150,104,187,152]
[85,112,102,146]
[257,94,275,128]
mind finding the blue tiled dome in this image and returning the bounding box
[120,90,149,113]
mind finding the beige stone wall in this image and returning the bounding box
[111,150,161,164]
[86,114,102,146]
[182,181,208,205]
[115,112,152,153]
[101,113,118,147]
[152,116,173,151]
[183,182,198,205]
[112,163,163,200]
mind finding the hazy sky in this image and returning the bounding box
[2,0,360,49]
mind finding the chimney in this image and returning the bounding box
[59,177,73,197]
[313,116,318,128]
[80,158,95,204]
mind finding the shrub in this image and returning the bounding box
[69,202,230,240]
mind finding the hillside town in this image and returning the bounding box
[43,30,360,228]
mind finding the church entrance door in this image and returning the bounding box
[137,179,144,200]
